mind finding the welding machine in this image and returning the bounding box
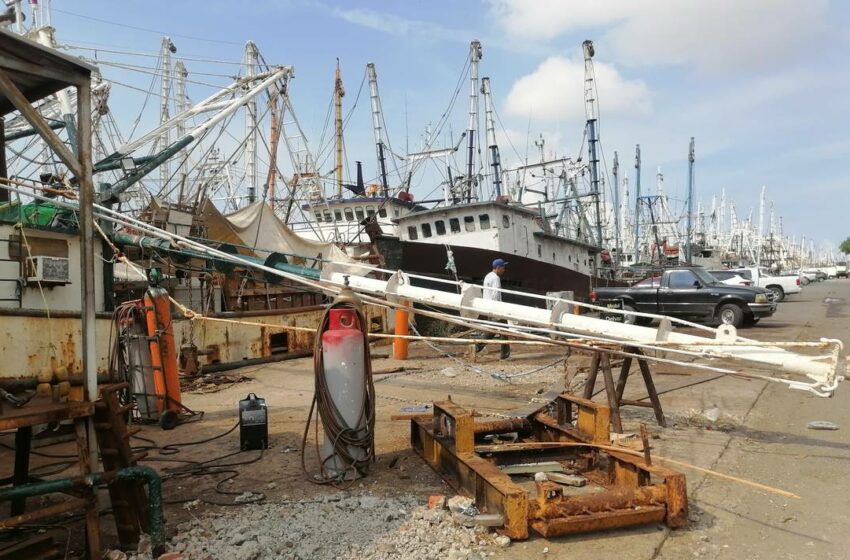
[239,393,268,450]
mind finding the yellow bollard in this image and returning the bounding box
[393,300,411,360]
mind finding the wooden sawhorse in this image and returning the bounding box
[581,346,666,433]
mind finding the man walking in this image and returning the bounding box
[477,259,510,359]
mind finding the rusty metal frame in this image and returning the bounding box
[410,394,688,539]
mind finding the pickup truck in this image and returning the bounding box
[837,262,848,279]
[729,267,801,301]
[591,267,776,328]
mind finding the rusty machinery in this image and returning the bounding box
[410,394,687,539]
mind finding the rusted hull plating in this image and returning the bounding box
[410,395,687,539]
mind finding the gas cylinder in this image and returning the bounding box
[320,307,369,479]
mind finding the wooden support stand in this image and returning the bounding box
[582,347,666,433]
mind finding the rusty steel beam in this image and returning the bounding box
[410,394,688,540]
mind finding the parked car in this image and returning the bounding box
[708,270,753,287]
[591,266,776,328]
[837,262,848,279]
[798,270,818,285]
[730,267,801,301]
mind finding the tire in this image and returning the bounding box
[622,304,653,326]
[159,410,179,430]
[767,285,785,302]
[801,277,810,286]
[743,314,760,327]
[622,304,638,325]
[717,303,744,328]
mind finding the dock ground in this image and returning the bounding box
[4,280,849,559]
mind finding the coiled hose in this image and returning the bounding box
[301,301,376,487]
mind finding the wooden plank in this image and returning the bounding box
[0,400,93,432]
[599,353,624,433]
[0,69,82,178]
[74,418,101,560]
[0,498,88,528]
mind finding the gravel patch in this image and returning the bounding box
[166,493,507,560]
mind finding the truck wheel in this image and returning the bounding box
[801,276,810,286]
[767,285,785,302]
[717,304,744,328]
[622,304,638,325]
[743,314,760,327]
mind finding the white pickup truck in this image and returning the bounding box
[729,267,801,301]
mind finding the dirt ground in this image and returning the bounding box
[2,280,849,559]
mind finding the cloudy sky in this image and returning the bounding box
[52,0,850,246]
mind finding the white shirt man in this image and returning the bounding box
[477,259,510,359]
[483,270,502,301]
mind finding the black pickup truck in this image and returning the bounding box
[591,267,776,328]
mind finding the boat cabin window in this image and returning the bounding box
[334,210,342,222]
[479,214,491,230]
[315,211,323,222]
[366,206,376,218]
[422,223,432,238]
[408,226,418,240]
[450,218,461,233]
[344,208,354,221]
[435,220,446,235]
[464,216,475,232]
[323,211,332,222]
[378,208,388,218]
[502,215,510,228]
[355,206,365,221]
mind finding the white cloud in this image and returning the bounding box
[331,7,466,42]
[489,0,830,73]
[504,55,650,121]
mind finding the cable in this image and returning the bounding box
[53,8,243,46]
[301,300,375,488]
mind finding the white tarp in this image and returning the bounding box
[224,201,355,268]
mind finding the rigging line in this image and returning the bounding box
[60,44,248,66]
[90,59,236,89]
[154,110,240,201]
[95,58,239,80]
[53,8,243,46]
[126,54,162,141]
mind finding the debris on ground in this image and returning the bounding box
[807,420,839,430]
[183,373,254,394]
[166,494,503,559]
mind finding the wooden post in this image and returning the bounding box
[393,299,410,360]
[599,353,624,433]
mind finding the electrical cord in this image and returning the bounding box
[301,301,375,488]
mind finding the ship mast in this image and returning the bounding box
[244,41,259,203]
[612,151,620,268]
[334,58,345,197]
[366,63,389,197]
[583,40,603,247]
[480,76,502,198]
[633,144,642,264]
[159,37,175,191]
[465,40,482,203]
[685,137,695,265]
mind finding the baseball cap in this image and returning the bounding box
[492,258,508,268]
